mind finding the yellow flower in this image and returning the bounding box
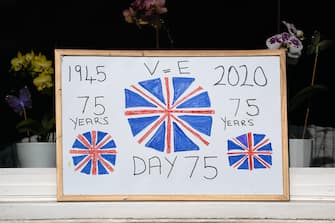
[10,52,26,72]
[31,53,52,76]
[24,51,35,65]
[33,73,53,91]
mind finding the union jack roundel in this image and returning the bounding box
[69,130,117,175]
[227,132,272,171]
[124,77,215,153]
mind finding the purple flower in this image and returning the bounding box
[266,34,283,49]
[287,36,303,58]
[281,32,290,42]
[5,86,32,116]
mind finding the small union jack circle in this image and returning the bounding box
[70,130,117,175]
[124,77,215,153]
[227,132,272,171]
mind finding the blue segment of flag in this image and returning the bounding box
[81,160,92,174]
[125,89,157,108]
[139,78,166,105]
[128,116,160,136]
[178,115,212,136]
[172,77,195,104]
[173,122,199,152]
[98,161,108,175]
[177,92,211,108]
[145,121,166,152]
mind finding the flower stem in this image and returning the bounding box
[22,106,31,142]
[302,49,319,138]
[155,27,160,49]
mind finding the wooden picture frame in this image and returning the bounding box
[55,49,289,201]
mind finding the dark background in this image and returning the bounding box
[1,0,334,148]
[1,1,333,49]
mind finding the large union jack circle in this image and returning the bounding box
[227,132,272,171]
[69,130,117,175]
[124,77,215,153]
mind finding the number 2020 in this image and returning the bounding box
[214,65,268,87]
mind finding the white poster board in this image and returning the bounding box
[55,49,289,201]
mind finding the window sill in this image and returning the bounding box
[1,168,335,221]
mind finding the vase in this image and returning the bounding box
[16,142,56,168]
[289,138,313,167]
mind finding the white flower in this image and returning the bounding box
[266,21,303,59]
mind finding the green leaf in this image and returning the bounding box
[16,118,43,136]
[41,116,55,133]
[319,40,333,51]
[15,114,55,142]
[288,85,328,112]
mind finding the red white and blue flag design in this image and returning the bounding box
[124,77,215,153]
[69,130,117,175]
[227,132,272,171]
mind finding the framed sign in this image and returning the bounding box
[55,49,289,201]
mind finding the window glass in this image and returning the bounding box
[0,1,334,168]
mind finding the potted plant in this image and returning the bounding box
[266,21,333,167]
[5,51,56,167]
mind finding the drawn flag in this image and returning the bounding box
[124,77,215,153]
[227,132,272,171]
[69,130,117,175]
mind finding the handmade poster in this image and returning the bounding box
[55,49,289,201]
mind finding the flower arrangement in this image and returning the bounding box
[122,0,173,48]
[5,51,55,142]
[266,21,333,138]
